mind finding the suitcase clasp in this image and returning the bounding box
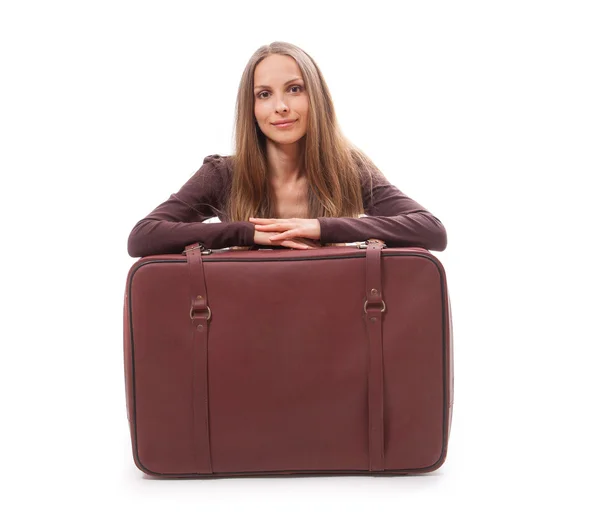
[183,243,213,255]
[357,239,387,249]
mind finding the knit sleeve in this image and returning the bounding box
[127,155,255,257]
[317,167,447,251]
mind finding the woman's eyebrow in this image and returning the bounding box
[254,77,304,90]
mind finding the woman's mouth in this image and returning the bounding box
[272,120,297,129]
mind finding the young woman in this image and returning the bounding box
[127,42,447,257]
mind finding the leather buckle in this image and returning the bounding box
[364,299,386,313]
[190,305,212,321]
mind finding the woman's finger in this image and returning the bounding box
[254,224,283,231]
[249,218,277,223]
[282,239,313,250]
[269,232,290,240]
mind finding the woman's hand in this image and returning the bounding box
[253,229,322,250]
[249,218,321,242]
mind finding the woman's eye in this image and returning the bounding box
[257,85,303,99]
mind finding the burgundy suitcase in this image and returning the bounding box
[123,239,454,478]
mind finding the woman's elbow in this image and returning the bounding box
[430,216,448,251]
[127,223,151,258]
[417,212,447,251]
[127,232,144,258]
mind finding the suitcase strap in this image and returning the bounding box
[184,241,387,474]
[365,240,386,471]
[185,243,214,474]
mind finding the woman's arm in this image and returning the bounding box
[127,157,255,257]
[317,170,447,251]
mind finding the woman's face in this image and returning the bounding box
[253,54,309,145]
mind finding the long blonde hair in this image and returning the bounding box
[224,41,382,222]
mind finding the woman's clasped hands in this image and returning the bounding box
[250,217,322,249]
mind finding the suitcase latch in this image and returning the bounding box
[357,239,387,249]
[183,244,213,255]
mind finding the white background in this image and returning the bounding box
[1,0,598,517]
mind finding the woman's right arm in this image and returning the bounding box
[127,157,255,257]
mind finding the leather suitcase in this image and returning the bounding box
[123,239,454,478]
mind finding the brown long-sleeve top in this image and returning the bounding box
[127,154,447,257]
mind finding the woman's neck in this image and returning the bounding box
[265,139,306,185]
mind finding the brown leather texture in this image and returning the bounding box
[123,243,453,478]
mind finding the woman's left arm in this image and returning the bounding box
[317,181,447,251]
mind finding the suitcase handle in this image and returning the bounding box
[182,238,387,254]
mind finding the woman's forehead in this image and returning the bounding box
[254,55,302,87]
